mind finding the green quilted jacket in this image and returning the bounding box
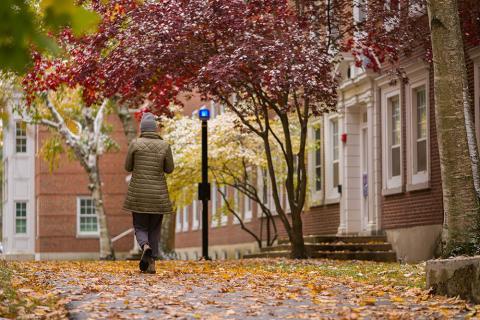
[123,132,175,214]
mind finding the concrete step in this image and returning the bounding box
[310,250,397,262]
[244,250,397,262]
[278,235,388,245]
[260,242,393,253]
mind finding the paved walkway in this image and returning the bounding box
[25,260,475,319]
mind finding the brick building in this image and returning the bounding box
[2,12,480,263]
[174,46,480,263]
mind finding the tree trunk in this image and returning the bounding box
[428,0,480,256]
[89,158,115,260]
[289,209,307,259]
[158,213,176,259]
[116,102,138,143]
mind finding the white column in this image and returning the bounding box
[367,91,382,234]
[338,109,362,235]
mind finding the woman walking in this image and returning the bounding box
[123,112,175,274]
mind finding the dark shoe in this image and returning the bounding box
[139,244,153,272]
[146,259,156,274]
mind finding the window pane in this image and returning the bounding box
[314,126,322,192]
[262,170,268,204]
[15,219,26,234]
[390,97,400,146]
[333,162,339,188]
[392,146,401,177]
[417,140,427,172]
[332,120,339,160]
[416,89,427,139]
[315,167,322,191]
[15,202,27,234]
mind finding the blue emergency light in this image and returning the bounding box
[199,108,210,121]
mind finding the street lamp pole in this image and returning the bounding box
[198,108,211,260]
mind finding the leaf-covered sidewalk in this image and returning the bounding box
[2,259,479,319]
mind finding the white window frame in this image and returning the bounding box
[381,86,403,194]
[14,201,27,235]
[76,197,99,237]
[220,185,228,226]
[182,204,189,232]
[325,115,342,202]
[258,168,276,215]
[406,72,430,190]
[192,199,200,230]
[244,193,252,222]
[233,189,241,224]
[211,182,220,227]
[353,0,367,24]
[308,118,324,203]
[15,121,27,154]
[210,101,217,118]
[384,0,401,32]
[175,207,182,233]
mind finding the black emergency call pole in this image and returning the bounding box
[198,108,211,260]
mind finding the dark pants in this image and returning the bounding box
[132,213,164,258]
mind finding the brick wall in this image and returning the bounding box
[175,201,340,248]
[381,65,444,229]
[35,115,134,254]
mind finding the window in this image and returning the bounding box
[384,0,401,32]
[182,205,189,232]
[310,120,324,203]
[15,202,27,234]
[314,125,323,192]
[407,76,430,189]
[175,207,182,233]
[211,183,220,227]
[15,122,27,153]
[325,116,341,201]
[389,96,401,179]
[353,0,367,23]
[382,87,402,193]
[233,189,241,224]
[220,185,228,226]
[327,0,339,39]
[77,198,98,236]
[261,169,269,206]
[244,193,252,222]
[332,119,340,188]
[414,87,427,174]
[192,200,200,230]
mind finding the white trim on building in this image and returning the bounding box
[76,197,99,238]
[2,100,36,255]
[405,65,430,190]
[379,81,403,194]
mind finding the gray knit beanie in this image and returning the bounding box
[140,112,158,132]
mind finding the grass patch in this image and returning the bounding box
[246,259,426,288]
